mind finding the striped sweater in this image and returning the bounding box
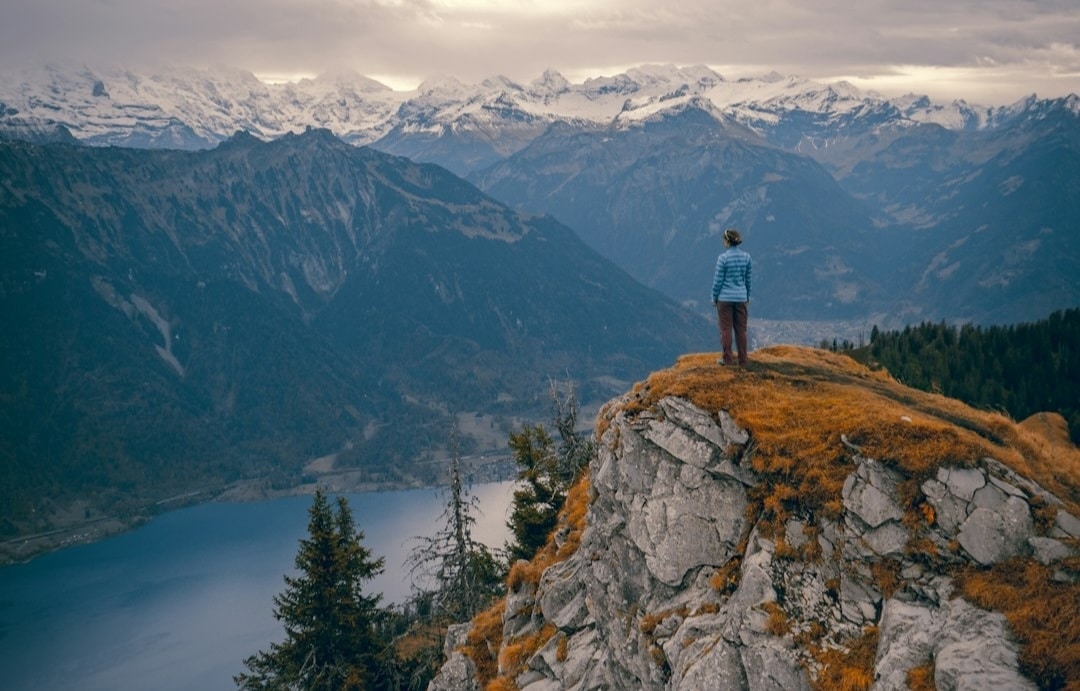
[711,247,753,303]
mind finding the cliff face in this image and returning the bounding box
[432,347,1080,691]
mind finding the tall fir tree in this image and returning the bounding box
[236,489,388,690]
[401,422,503,688]
[406,423,502,624]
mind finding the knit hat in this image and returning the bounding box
[723,228,742,245]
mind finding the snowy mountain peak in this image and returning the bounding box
[308,68,391,93]
[1065,93,1080,117]
[623,64,722,90]
[480,75,524,92]
[530,69,571,96]
[417,74,469,96]
[5,61,1069,164]
[613,93,727,127]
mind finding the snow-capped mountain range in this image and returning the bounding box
[0,62,1056,169]
[4,61,1079,329]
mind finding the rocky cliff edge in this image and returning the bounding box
[432,346,1080,690]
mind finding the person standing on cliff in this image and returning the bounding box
[712,228,753,366]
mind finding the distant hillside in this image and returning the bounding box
[0,131,711,544]
[835,96,1080,326]
[470,105,897,319]
[472,97,1080,327]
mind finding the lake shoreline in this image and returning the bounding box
[0,454,517,567]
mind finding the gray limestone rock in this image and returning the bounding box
[957,497,1033,565]
[957,507,1011,565]
[538,557,591,630]
[675,637,748,690]
[633,475,748,586]
[873,599,939,690]
[1056,508,1080,539]
[972,482,1008,511]
[739,639,811,691]
[873,595,1037,691]
[940,467,987,502]
[843,459,905,528]
[922,477,969,534]
[443,621,473,657]
[1028,535,1075,565]
[862,520,910,557]
[428,651,479,691]
[535,627,607,691]
[430,395,1062,691]
[933,599,1037,691]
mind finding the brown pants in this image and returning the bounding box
[716,301,749,364]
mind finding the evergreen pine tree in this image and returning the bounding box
[505,423,561,563]
[235,489,387,691]
[505,382,595,563]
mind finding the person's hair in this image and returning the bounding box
[723,228,742,245]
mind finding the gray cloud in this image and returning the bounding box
[1,0,1078,103]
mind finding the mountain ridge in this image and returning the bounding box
[5,63,1077,330]
[0,130,711,555]
[0,63,1057,164]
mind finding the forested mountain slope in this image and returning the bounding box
[0,131,710,546]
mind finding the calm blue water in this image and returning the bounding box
[0,482,515,691]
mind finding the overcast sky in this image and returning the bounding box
[3,0,1079,104]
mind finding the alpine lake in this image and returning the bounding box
[0,481,516,691]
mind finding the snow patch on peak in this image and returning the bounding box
[418,75,468,95]
[310,68,390,93]
[829,80,867,100]
[480,75,524,92]
[613,93,725,127]
[530,69,570,95]
[623,63,721,90]
[1065,94,1080,116]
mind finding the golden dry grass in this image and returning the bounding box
[957,558,1080,689]
[810,626,880,691]
[906,663,936,690]
[466,475,593,689]
[710,555,743,595]
[621,347,1080,525]
[763,601,791,637]
[1019,412,1074,451]
[393,621,445,659]
[870,559,903,599]
[461,598,505,686]
[498,623,557,675]
[556,633,569,662]
[506,475,591,591]
[483,677,517,691]
[619,346,1080,689]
